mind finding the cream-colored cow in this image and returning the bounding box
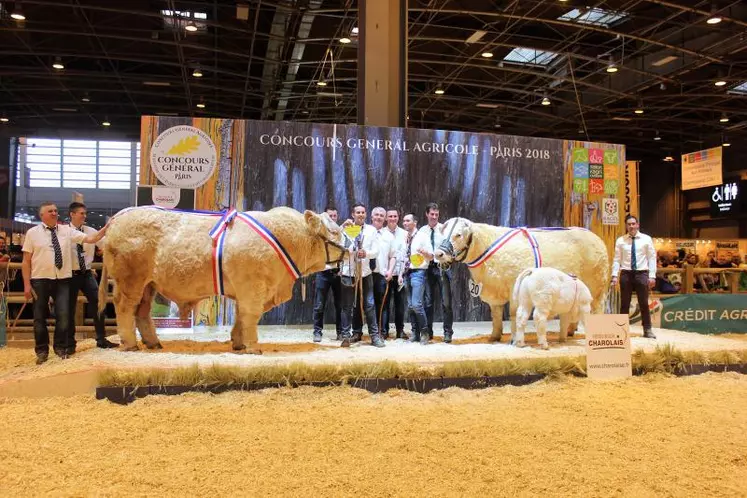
[512,267,593,349]
[98,207,349,354]
[434,218,610,342]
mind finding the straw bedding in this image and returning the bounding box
[0,373,745,497]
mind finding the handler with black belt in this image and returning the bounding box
[611,214,657,339]
[68,202,118,350]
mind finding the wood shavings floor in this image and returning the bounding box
[0,373,745,497]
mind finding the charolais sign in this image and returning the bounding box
[630,294,747,334]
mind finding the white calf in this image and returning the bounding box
[511,267,592,350]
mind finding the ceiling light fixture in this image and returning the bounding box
[52,57,64,70]
[339,37,351,44]
[196,102,206,109]
[102,120,111,127]
[663,156,674,162]
[719,114,729,123]
[316,80,327,86]
[185,21,198,32]
[481,51,493,58]
[10,6,25,20]
[351,26,359,35]
[654,130,661,141]
[434,88,445,95]
[192,68,203,77]
[714,78,727,87]
[81,93,90,102]
[722,135,731,147]
[0,117,9,123]
[541,95,551,106]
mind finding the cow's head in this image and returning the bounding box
[434,217,473,269]
[304,210,352,265]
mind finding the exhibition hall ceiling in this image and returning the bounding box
[0,0,746,159]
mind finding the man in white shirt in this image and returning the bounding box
[370,207,396,340]
[417,202,455,343]
[22,202,108,364]
[383,208,409,340]
[611,214,657,338]
[312,206,343,342]
[68,202,118,351]
[339,203,384,348]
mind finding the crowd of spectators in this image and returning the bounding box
[655,248,747,293]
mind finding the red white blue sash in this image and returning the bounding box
[466,227,542,269]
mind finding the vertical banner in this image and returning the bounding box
[585,314,633,380]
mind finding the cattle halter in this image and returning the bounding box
[437,218,472,268]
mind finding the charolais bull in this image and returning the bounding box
[98,206,349,354]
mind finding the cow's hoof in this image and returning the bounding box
[246,347,263,355]
[512,340,526,348]
[120,345,139,352]
[490,335,503,343]
[232,344,246,352]
[539,343,550,350]
[145,342,163,350]
[567,329,576,337]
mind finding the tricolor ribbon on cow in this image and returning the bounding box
[466,227,542,269]
[207,208,301,295]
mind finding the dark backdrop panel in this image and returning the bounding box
[242,121,564,325]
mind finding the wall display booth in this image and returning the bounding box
[139,116,637,327]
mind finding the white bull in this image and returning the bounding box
[434,218,610,342]
[512,267,593,349]
[98,207,348,354]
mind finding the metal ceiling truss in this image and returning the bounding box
[0,0,745,160]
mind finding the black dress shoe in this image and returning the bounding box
[312,331,323,343]
[36,353,48,365]
[444,331,453,343]
[643,329,657,339]
[96,339,119,349]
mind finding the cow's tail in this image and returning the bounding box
[98,259,109,317]
[511,268,534,305]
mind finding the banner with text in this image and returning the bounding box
[585,314,633,380]
[632,294,747,334]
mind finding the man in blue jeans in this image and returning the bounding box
[312,206,343,342]
[416,202,454,343]
[22,202,108,364]
[68,202,118,351]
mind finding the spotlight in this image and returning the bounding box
[719,114,729,123]
[10,7,25,21]
[481,52,493,58]
[541,96,551,106]
[192,68,203,77]
[185,21,198,32]
[0,117,9,123]
[102,120,111,127]
[316,80,327,87]
[434,88,445,95]
[52,57,64,70]
[339,37,351,44]
[714,79,727,87]
[706,15,722,24]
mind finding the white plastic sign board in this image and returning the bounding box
[584,314,633,380]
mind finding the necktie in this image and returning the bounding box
[47,226,63,269]
[430,227,435,250]
[630,236,637,271]
[404,233,413,271]
[77,243,87,271]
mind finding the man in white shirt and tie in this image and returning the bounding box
[611,214,657,338]
[68,202,118,351]
[339,203,384,348]
[418,202,455,343]
[312,206,343,342]
[22,202,108,364]
[401,213,419,339]
[384,208,409,339]
[370,207,396,340]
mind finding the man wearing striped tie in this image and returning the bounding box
[68,202,118,351]
[22,202,108,364]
